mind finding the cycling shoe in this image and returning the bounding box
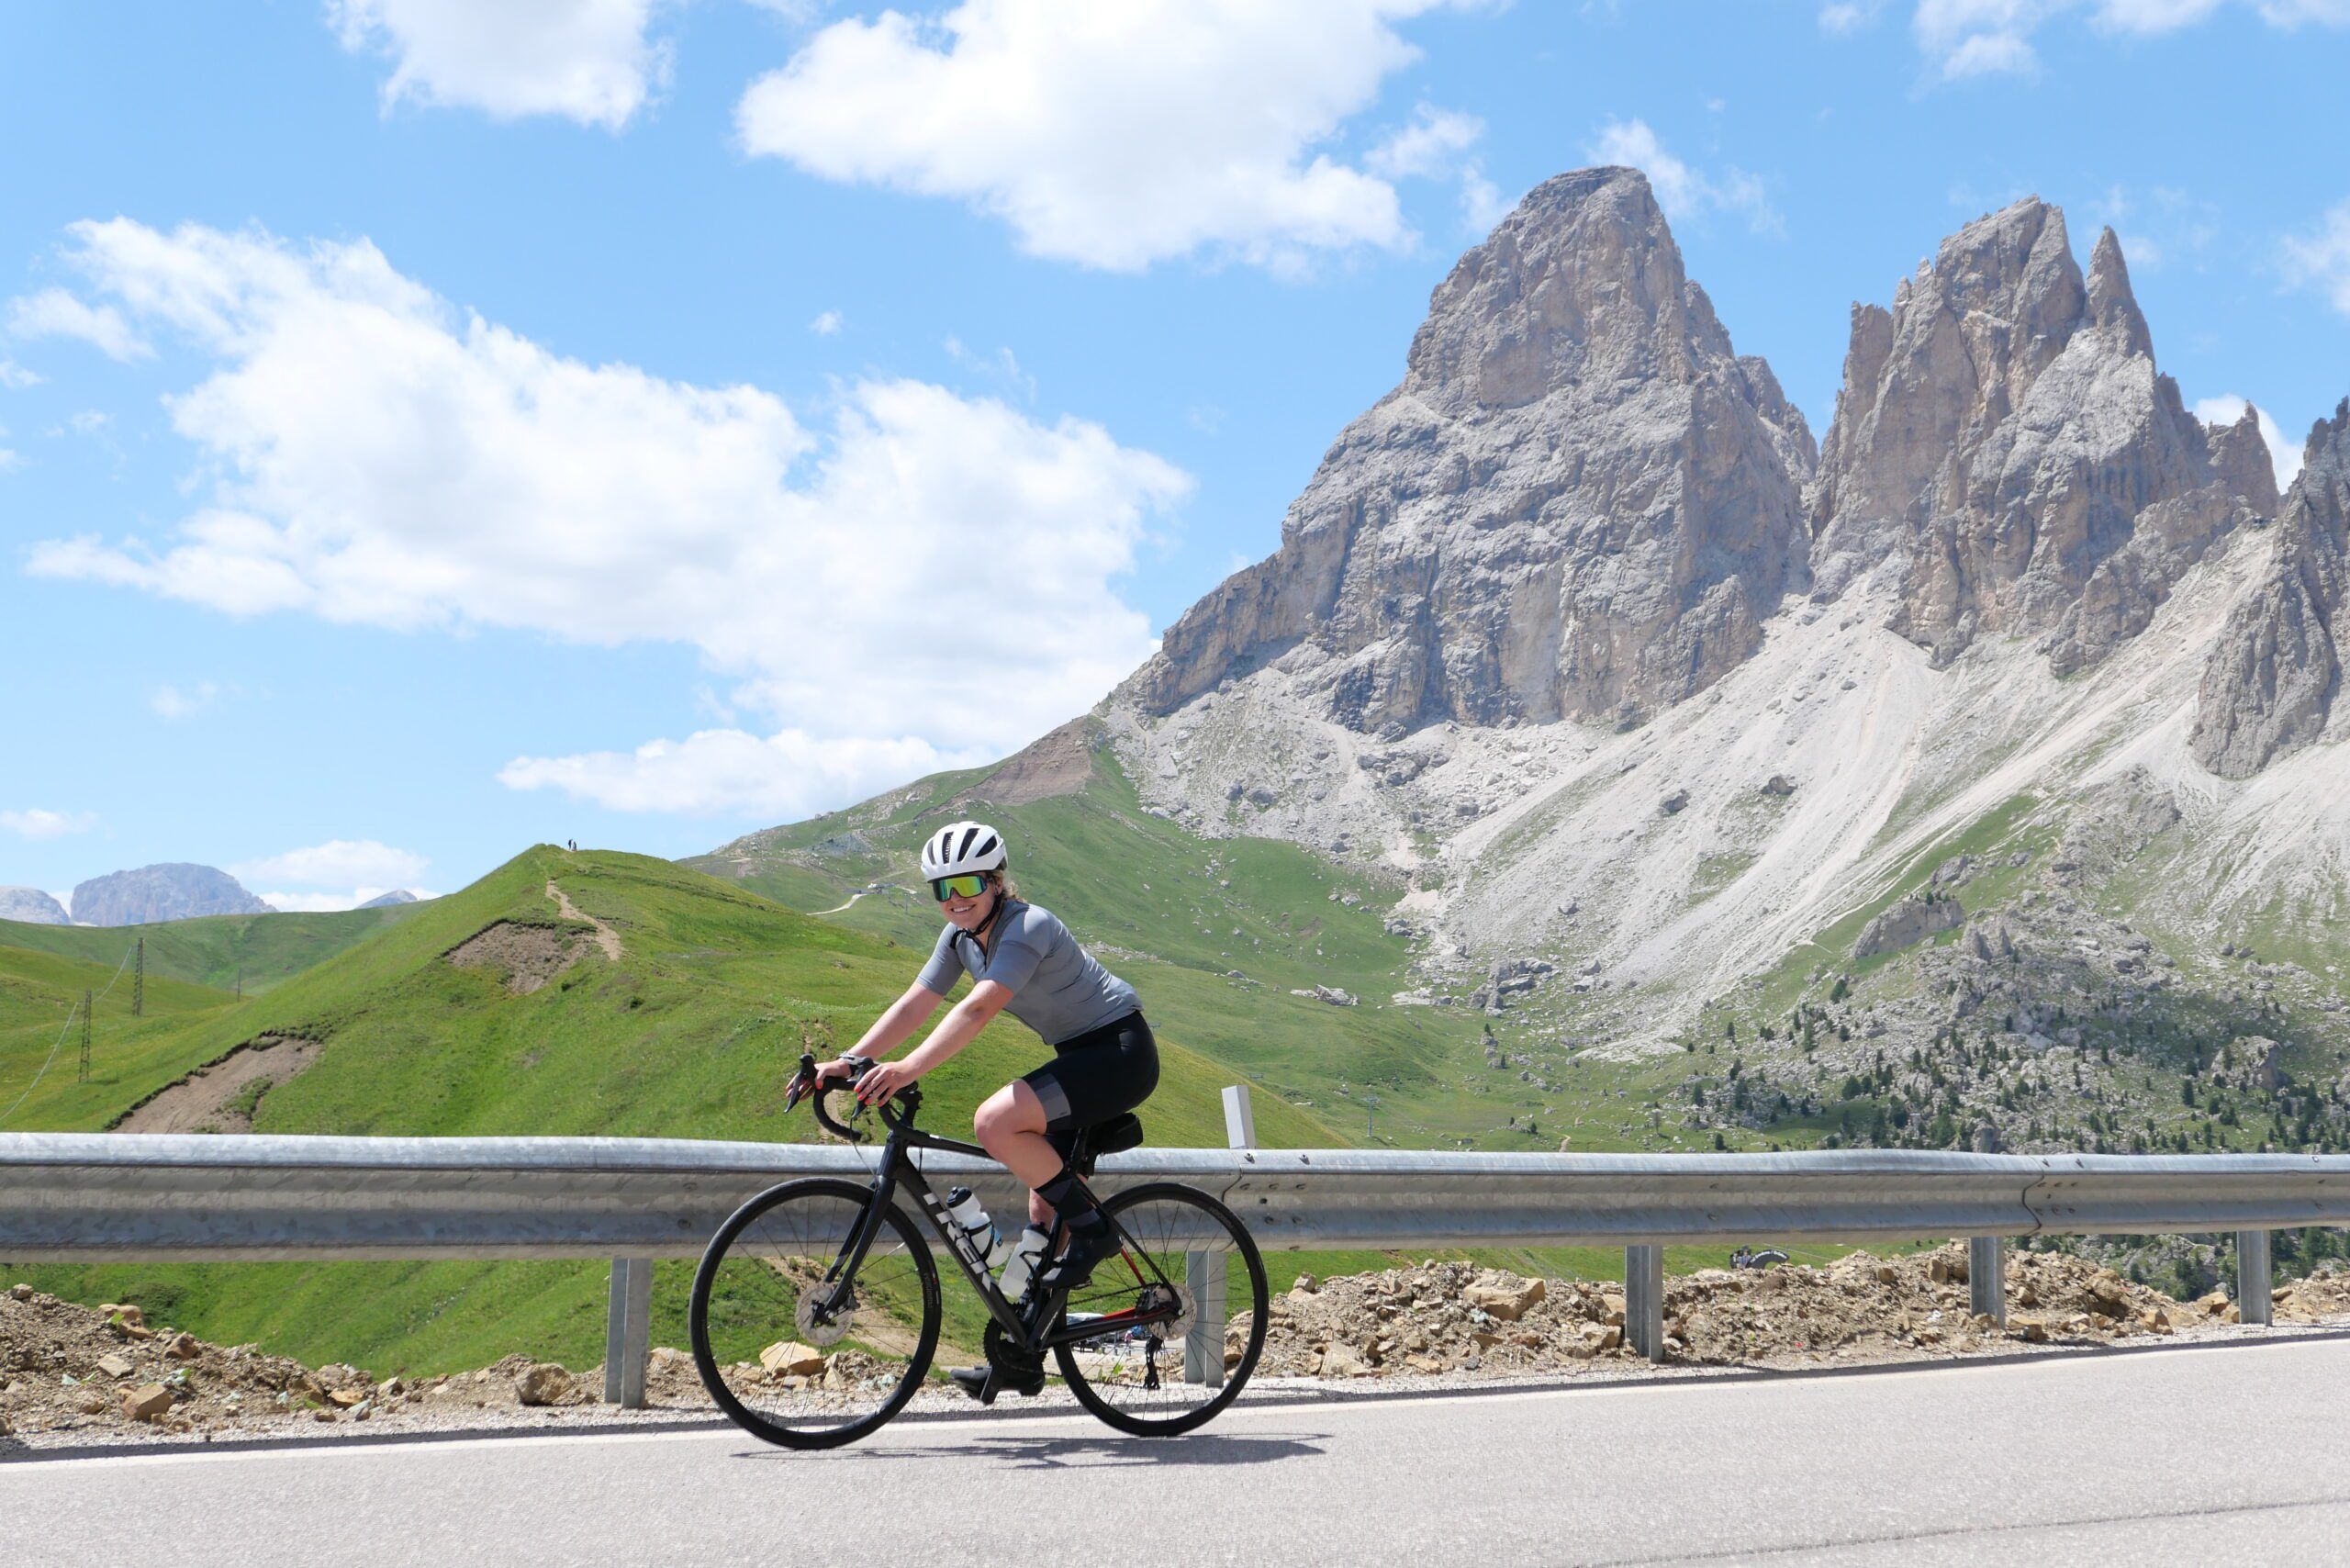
[950,1363,1044,1403]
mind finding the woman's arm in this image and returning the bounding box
[821,981,946,1077]
[851,980,1013,1103]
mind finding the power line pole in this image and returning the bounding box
[78,991,92,1083]
[133,936,143,1019]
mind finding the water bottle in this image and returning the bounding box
[944,1187,1005,1268]
[997,1223,1052,1303]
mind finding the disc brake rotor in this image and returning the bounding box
[795,1282,856,1347]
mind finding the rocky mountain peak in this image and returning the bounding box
[2192,398,2350,777]
[1123,165,1811,734]
[70,864,274,927]
[2207,402,2282,517]
[1402,167,1705,415]
[1809,197,2254,673]
[0,887,69,926]
[2086,225,2153,359]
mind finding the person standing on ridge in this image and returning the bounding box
[815,818,1158,1397]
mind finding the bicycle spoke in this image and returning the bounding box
[691,1181,939,1447]
[1052,1184,1267,1435]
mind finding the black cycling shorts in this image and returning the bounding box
[1023,1011,1158,1146]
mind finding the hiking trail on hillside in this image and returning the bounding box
[546,880,621,960]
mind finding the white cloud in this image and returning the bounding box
[1819,0,1886,28]
[500,727,990,817]
[2282,200,2350,319]
[258,887,436,913]
[2094,0,2228,28]
[7,286,151,361]
[2,809,96,841]
[0,358,39,388]
[734,0,1483,272]
[327,0,674,129]
[0,449,17,472]
[1911,0,2343,76]
[1366,106,1483,180]
[150,680,221,720]
[944,337,1037,401]
[23,219,1191,817]
[809,309,843,335]
[2195,394,2305,492]
[1586,118,1781,236]
[232,838,430,889]
[1367,105,1504,237]
[1460,163,1512,233]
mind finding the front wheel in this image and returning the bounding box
[1052,1182,1268,1437]
[688,1177,940,1450]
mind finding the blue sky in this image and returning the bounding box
[3,0,2346,911]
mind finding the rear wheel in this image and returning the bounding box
[1051,1182,1267,1437]
[689,1177,940,1450]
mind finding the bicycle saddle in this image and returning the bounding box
[1070,1113,1144,1173]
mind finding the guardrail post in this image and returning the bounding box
[1186,1087,1252,1387]
[1625,1244,1664,1361]
[1968,1236,2006,1325]
[2237,1230,2272,1326]
[1222,1083,1257,1151]
[604,1256,651,1407]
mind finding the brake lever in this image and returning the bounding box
[782,1051,819,1113]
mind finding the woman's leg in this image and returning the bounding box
[973,1081,1063,1196]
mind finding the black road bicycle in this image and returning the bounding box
[688,1054,1270,1449]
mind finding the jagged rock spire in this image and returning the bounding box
[2192,398,2350,777]
[2207,401,2282,517]
[1124,167,1811,733]
[1809,198,2256,673]
[2086,226,2154,359]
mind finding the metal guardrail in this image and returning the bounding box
[8,1136,2350,1258]
[5,1088,2344,1401]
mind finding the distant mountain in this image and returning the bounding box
[359,890,421,909]
[70,864,274,927]
[0,887,69,925]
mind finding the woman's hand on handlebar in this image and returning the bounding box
[813,1055,868,1086]
[852,1058,919,1108]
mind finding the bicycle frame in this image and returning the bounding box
[813,1084,1184,1356]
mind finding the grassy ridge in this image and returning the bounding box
[0,902,423,997]
[0,946,239,1130]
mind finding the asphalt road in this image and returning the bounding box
[9,1335,2350,1566]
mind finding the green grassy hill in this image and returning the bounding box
[0,901,424,997]
[683,725,1540,1151]
[0,945,240,1128]
[0,845,1342,1372]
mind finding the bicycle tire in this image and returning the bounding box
[689,1177,941,1450]
[1052,1182,1268,1438]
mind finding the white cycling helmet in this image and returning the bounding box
[920,820,1008,881]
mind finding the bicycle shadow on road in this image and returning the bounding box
[739,1429,1328,1471]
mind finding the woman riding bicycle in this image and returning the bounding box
[816,819,1158,1356]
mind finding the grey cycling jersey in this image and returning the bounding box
[915,901,1138,1046]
